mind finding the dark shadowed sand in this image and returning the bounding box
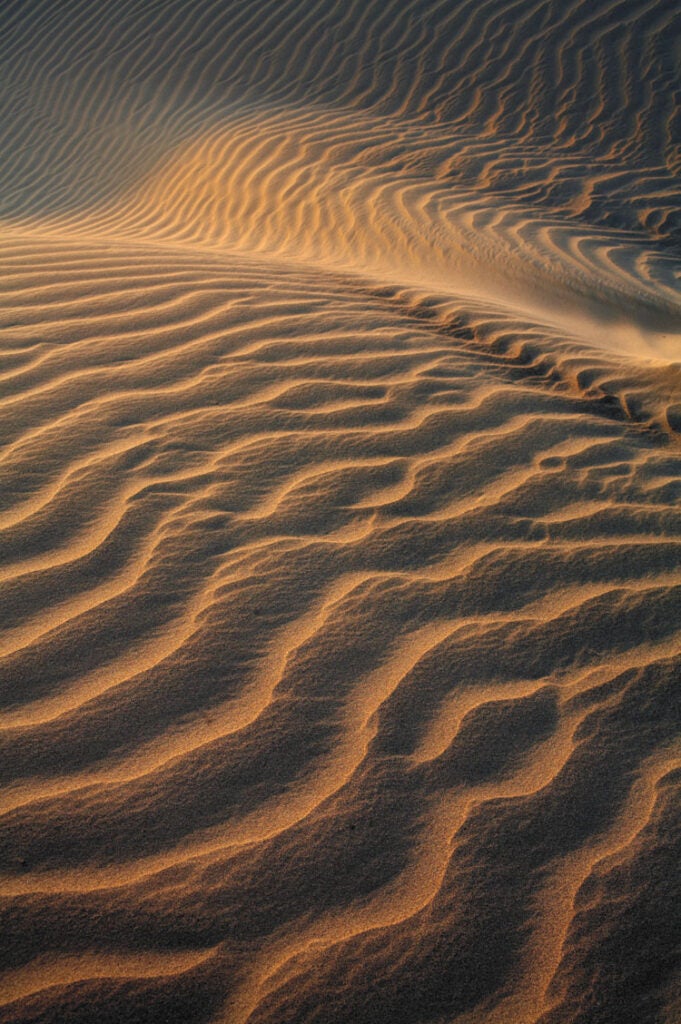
[0,2,680,1022]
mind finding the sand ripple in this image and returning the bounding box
[0,2,679,1022]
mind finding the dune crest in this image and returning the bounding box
[1,2,680,1023]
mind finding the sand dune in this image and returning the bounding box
[1,2,680,1023]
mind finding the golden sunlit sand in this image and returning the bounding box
[0,1,680,1022]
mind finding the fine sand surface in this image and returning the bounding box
[1,2,680,1022]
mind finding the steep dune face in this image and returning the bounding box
[0,3,680,1024]
[2,0,679,371]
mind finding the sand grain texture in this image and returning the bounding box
[0,2,680,1022]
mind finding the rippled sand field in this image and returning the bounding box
[1,2,680,1022]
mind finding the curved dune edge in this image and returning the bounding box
[0,949,218,1009]
[1,1,680,1023]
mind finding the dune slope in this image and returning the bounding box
[0,2,680,1023]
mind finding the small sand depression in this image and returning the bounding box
[0,2,680,1023]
